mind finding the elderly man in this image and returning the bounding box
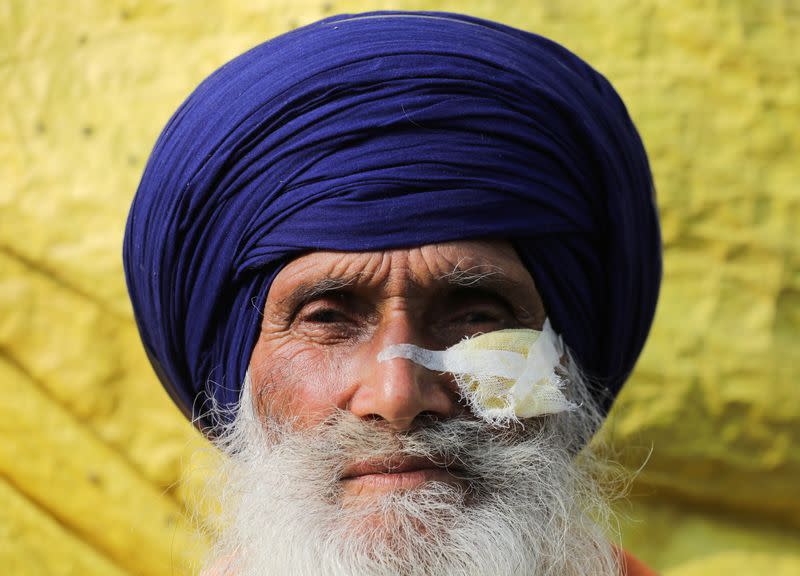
[124,11,660,576]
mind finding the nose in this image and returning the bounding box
[347,317,457,431]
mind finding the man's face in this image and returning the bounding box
[248,240,545,497]
[204,240,616,575]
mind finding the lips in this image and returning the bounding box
[341,456,451,480]
[339,456,466,492]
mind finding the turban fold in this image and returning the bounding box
[124,11,661,433]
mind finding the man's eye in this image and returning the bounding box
[303,308,349,324]
[435,306,510,345]
[292,292,358,326]
[291,298,365,343]
[459,310,502,325]
[442,289,516,331]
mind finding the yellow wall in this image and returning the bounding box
[1,1,798,574]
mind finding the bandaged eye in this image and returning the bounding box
[378,318,576,425]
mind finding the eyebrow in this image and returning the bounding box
[437,262,506,287]
[438,260,537,297]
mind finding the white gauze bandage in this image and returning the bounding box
[377,318,577,424]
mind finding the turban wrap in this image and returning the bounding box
[124,11,661,433]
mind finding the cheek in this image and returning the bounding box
[249,337,361,427]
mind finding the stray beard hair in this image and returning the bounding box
[198,364,623,576]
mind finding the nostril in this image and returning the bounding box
[413,410,443,425]
[361,413,385,423]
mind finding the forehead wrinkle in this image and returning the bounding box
[310,249,432,297]
[273,246,537,309]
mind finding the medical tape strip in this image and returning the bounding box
[378,319,576,423]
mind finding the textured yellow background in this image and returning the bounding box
[1,1,798,574]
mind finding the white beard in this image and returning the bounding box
[199,371,621,576]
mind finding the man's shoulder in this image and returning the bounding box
[619,547,659,576]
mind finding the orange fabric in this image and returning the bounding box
[619,547,659,576]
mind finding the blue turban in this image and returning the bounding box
[124,11,661,433]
